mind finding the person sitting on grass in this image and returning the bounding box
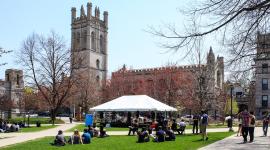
[87,125,94,137]
[165,127,176,141]
[137,127,150,143]
[99,125,109,138]
[93,125,99,137]
[82,129,91,144]
[151,126,165,142]
[52,130,66,146]
[178,119,186,135]
[68,129,83,144]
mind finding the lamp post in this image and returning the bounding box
[230,84,234,132]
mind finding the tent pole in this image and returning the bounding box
[154,111,157,121]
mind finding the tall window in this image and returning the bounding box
[91,32,95,50]
[96,59,100,69]
[262,78,268,90]
[262,95,268,108]
[76,32,80,46]
[83,30,87,49]
[217,71,221,87]
[96,75,100,83]
[262,63,268,74]
[6,74,9,82]
[100,35,104,53]
[17,74,20,85]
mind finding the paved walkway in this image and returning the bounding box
[0,123,77,148]
[199,127,270,150]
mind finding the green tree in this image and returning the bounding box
[224,98,239,115]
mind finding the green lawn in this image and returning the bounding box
[68,124,230,132]
[2,132,234,150]
[7,117,64,124]
[67,124,128,132]
[19,125,58,133]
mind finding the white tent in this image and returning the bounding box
[90,95,177,112]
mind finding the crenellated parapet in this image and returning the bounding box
[112,64,206,76]
[71,3,108,28]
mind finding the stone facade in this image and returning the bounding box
[71,2,108,85]
[255,33,270,118]
[110,48,224,113]
[0,69,24,116]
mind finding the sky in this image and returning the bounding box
[0,0,223,79]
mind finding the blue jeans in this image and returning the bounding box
[263,124,268,136]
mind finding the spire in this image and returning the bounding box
[209,46,213,54]
[71,7,76,23]
[87,2,92,19]
[80,5,86,18]
[103,11,108,27]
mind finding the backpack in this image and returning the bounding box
[202,115,208,124]
[250,117,255,125]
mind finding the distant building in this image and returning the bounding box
[0,69,24,118]
[255,33,270,117]
[110,48,225,114]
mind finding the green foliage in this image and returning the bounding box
[7,117,64,124]
[224,98,239,115]
[2,132,234,150]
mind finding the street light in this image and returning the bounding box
[229,84,234,132]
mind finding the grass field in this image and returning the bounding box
[68,124,230,132]
[19,125,58,133]
[7,118,64,124]
[2,132,234,150]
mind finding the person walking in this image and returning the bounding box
[240,109,250,143]
[249,111,256,143]
[237,113,242,136]
[193,114,199,134]
[200,110,208,141]
[262,114,269,136]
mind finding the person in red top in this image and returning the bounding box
[240,109,250,143]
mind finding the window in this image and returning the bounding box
[91,32,95,50]
[96,75,100,83]
[17,74,20,85]
[216,71,221,87]
[262,64,268,74]
[262,95,268,108]
[83,30,87,48]
[100,35,104,53]
[96,59,100,69]
[76,32,80,45]
[262,78,268,90]
[6,74,9,82]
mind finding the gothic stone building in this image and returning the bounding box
[0,69,24,118]
[110,48,224,114]
[71,3,108,85]
[255,33,270,118]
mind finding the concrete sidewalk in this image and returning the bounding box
[199,127,270,150]
[0,123,77,148]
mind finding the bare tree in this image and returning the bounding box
[0,47,12,66]
[149,0,270,73]
[18,31,75,125]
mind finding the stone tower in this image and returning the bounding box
[71,2,108,85]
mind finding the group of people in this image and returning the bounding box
[237,110,256,143]
[0,120,24,133]
[137,126,176,143]
[130,110,209,142]
[52,125,109,146]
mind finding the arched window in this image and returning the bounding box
[83,30,87,48]
[76,32,80,45]
[96,75,100,83]
[217,71,221,87]
[100,35,104,53]
[96,59,100,69]
[91,31,95,50]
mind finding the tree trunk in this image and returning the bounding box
[50,109,56,125]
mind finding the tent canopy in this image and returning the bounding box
[90,95,177,112]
